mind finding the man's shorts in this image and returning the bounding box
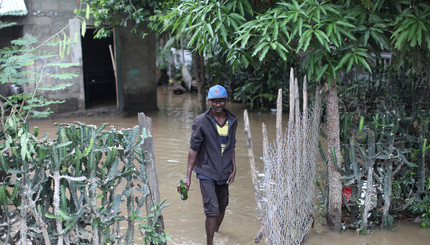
[199,179,229,217]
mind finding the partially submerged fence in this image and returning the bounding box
[244,68,322,244]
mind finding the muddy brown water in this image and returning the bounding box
[29,86,430,245]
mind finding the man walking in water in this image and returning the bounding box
[181,84,237,245]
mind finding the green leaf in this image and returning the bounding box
[359,117,364,133]
[60,33,67,59]
[217,4,222,20]
[314,29,324,45]
[81,20,86,37]
[267,42,275,52]
[297,30,310,51]
[49,73,78,79]
[338,26,356,41]
[357,56,371,73]
[363,30,370,45]
[298,18,303,36]
[45,213,63,219]
[240,54,250,67]
[252,42,267,57]
[259,45,270,61]
[82,138,94,158]
[86,4,90,19]
[273,22,279,40]
[0,154,9,172]
[206,23,214,37]
[336,53,352,70]
[57,209,71,220]
[230,13,246,22]
[417,23,423,46]
[171,17,183,34]
[316,64,328,81]
[393,30,409,49]
[240,33,251,48]
[346,56,354,72]
[335,20,355,28]
[331,146,337,166]
[46,62,79,68]
[276,42,289,61]
[220,24,227,43]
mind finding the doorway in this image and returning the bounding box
[81,29,116,109]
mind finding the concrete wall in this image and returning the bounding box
[0,0,157,114]
[119,26,158,112]
[21,0,84,113]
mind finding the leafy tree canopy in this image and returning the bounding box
[159,0,430,85]
[80,0,179,38]
[82,0,430,80]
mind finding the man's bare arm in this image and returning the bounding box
[184,148,198,190]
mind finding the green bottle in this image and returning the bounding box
[179,180,188,200]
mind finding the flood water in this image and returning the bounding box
[30,86,430,245]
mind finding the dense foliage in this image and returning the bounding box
[0,19,169,244]
[80,0,178,38]
[318,109,429,231]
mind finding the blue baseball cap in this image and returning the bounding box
[207,85,228,99]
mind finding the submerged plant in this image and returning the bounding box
[320,111,426,231]
[409,177,430,228]
[135,198,171,245]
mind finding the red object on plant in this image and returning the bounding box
[342,186,351,202]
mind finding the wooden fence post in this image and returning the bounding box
[243,110,267,243]
[138,112,166,244]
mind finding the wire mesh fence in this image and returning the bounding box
[260,89,322,244]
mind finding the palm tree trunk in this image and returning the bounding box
[325,80,342,231]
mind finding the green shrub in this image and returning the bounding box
[409,177,430,228]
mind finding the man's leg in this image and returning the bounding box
[200,181,229,245]
[200,180,219,245]
[206,212,225,245]
[206,216,217,245]
[215,211,225,232]
[215,184,229,232]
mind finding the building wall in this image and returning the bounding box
[1,0,157,114]
[119,25,158,112]
[21,0,84,113]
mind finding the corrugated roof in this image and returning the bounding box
[0,0,28,16]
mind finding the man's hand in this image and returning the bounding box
[183,178,191,190]
[177,178,191,193]
[226,171,236,185]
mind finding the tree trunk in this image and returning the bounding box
[325,80,342,231]
[193,51,206,113]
